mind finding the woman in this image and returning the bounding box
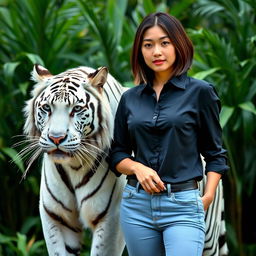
[109,12,228,256]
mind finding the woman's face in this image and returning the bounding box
[141,25,176,77]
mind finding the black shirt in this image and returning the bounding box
[109,73,229,183]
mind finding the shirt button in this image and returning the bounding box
[153,115,157,120]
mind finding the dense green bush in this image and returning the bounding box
[0,0,255,255]
[188,1,256,254]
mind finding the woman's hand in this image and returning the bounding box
[201,171,222,211]
[201,193,214,211]
[115,158,166,194]
[132,162,166,194]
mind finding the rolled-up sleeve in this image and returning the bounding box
[198,85,229,175]
[109,94,133,176]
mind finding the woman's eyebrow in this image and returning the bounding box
[143,36,169,41]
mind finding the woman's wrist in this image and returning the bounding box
[116,158,141,176]
[202,192,214,202]
[130,162,142,175]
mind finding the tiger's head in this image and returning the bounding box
[23,64,113,165]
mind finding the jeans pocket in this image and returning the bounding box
[173,189,198,205]
[197,196,205,212]
[122,184,136,199]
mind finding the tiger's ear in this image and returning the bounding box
[88,67,108,93]
[31,64,53,82]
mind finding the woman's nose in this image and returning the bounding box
[153,45,162,56]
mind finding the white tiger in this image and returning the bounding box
[23,64,126,256]
[22,64,228,256]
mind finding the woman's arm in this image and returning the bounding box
[201,171,222,211]
[116,158,166,193]
[198,85,228,210]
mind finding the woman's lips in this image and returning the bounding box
[153,60,165,65]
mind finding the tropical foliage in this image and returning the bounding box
[0,0,255,255]
[188,1,256,254]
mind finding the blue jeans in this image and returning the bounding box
[120,183,205,256]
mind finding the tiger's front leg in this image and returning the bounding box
[40,204,82,256]
[40,160,83,256]
[84,174,126,256]
[90,216,125,256]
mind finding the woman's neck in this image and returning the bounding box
[153,71,173,88]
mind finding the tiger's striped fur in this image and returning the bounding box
[23,64,228,256]
[23,65,126,256]
[200,176,228,256]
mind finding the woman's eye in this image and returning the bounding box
[143,43,152,48]
[162,41,170,46]
[73,106,83,112]
[42,104,51,112]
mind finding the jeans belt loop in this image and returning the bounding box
[136,181,140,193]
[167,183,171,197]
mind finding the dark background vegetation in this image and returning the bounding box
[0,0,255,255]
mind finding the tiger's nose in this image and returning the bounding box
[48,134,67,145]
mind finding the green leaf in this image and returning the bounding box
[192,67,220,80]
[0,152,5,161]
[23,53,45,66]
[0,233,16,243]
[239,102,256,115]
[194,2,225,17]
[27,176,40,196]
[3,62,20,86]
[226,222,238,249]
[106,0,128,44]
[28,240,46,254]
[0,233,19,252]
[220,105,234,128]
[246,80,256,101]
[142,0,155,13]
[242,109,255,142]
[18,82,30,96]
[249,35,256,44]
[17,233,28,256]
[20,216,41,234]
[1,147,25,172]
[171,0,196,17]
[240,58,256,82]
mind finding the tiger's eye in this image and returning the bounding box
[73,105,83,112]
[42,104,51,112]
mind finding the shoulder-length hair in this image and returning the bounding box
[131,12,194,85]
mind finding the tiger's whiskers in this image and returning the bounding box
[13,135,42,181]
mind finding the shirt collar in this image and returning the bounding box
[138,73,188,95]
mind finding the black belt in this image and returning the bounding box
[127,179,198,193]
